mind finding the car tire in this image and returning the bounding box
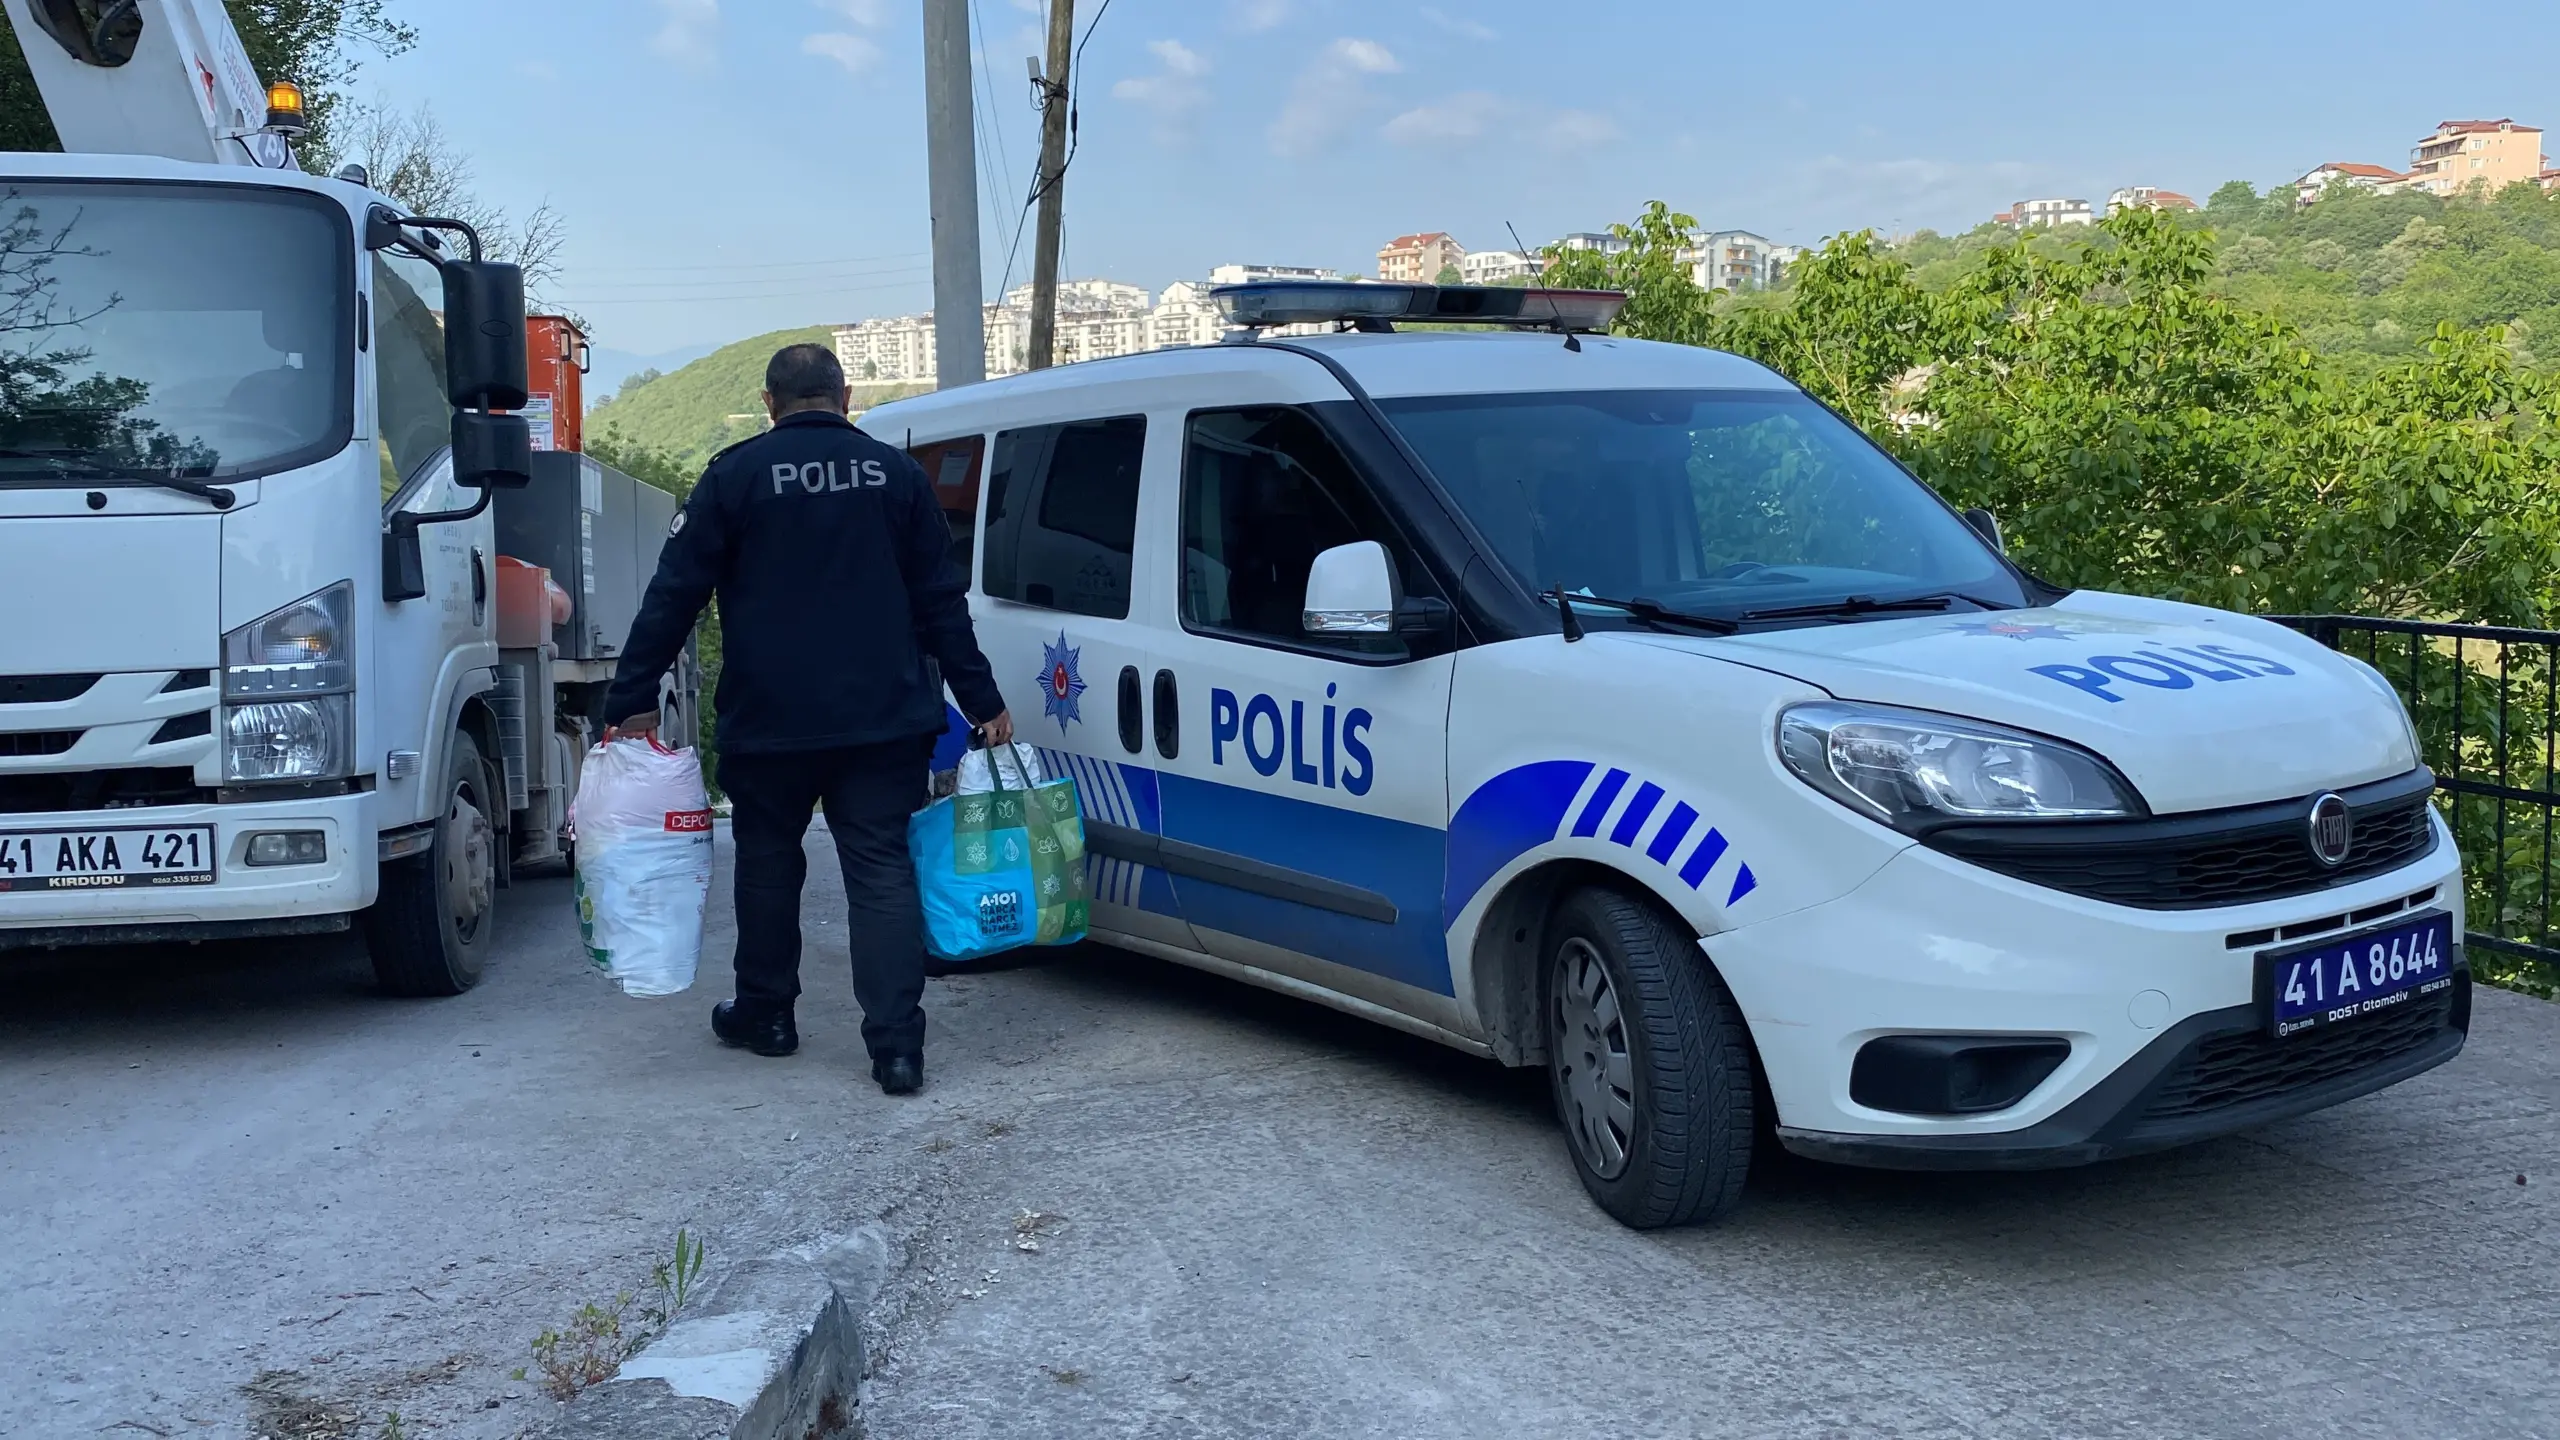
[365,730,497,997]
[1544,885,1756,1229]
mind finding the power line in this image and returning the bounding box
[562,265,937,297]
[568,251,932,277]
[557,276,942,307]
[999,0,1112,302]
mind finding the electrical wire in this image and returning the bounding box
[997,0,1113,302]
[570,251,930,277]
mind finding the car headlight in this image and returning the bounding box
[2341,654,2423,762]
[223,583,354,782]
[1777,701,2143,832]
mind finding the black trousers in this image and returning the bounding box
[718,740,932,1060]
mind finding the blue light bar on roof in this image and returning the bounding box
[1210,281,1627,333]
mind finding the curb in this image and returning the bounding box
[538,1229,889,1440]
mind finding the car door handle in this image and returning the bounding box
[1116,666,1143,755]
[1152,669,1178,759]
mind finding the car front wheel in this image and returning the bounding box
[1545,886,1756,1229]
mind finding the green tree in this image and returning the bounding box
[1435,262,1463,286]
[0,1,415,161]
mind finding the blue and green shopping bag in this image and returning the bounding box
[909,743,1089,962]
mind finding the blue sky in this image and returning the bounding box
[365,0,2555,359]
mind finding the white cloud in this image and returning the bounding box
[1381,93,1621,155]
[802,31,882,73]
[1542,109,1621,151]
[817,0,890,24]
[1419,7,1498,41]
[651,0,718,64]
[1269,38,1402,157]
[1114,39,1211,137]
[1383,91,1502,146]
[1232,0,1291,33]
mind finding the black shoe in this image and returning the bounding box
[712,1000,797,1057]
[872,1053,923,1095]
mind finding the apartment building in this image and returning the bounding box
[2405,119,2547,196]
[2106,186,2198,214]
[1554,231,1632,256]
[1999,198,2095,228]
[2292,161,2408,205]
[1460,248,1541,285]
[1377,232,1467,282]
[1684,231,1799,292]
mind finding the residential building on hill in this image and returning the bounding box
[1208,263,1342,286]
[1684,231,1800,292]
[2001,198,2095,228]
[1460,248,1541,285]
[2404,119,2547,196]
[2292,161,2408,205]
[2107,186,2198,214]
[1555,231,1632,256]
[836,265,1371,385]
[1378,232,1466,282]
[2546,167,2560,192]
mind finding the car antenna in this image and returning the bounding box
[1552,584,1585,643]
[1507,220,1578,352]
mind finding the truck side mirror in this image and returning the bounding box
[453,411,532,490]
[1303,541,1399,635]
[1964,507,2006,554]
[440,260,530,411]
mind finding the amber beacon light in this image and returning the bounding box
[264,79,308,138]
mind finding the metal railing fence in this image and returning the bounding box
[2275,615,2560,997]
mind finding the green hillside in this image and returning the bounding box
[586,326,834,477]
[586,327,933,480]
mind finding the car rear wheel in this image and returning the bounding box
[1545,886,1755,1229]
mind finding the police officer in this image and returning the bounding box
[602,343,1010,1096]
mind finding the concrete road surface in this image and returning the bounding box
[5,827,2556,1439]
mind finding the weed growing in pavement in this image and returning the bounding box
[529,1229,709,1401]
[375,1413,406,1440]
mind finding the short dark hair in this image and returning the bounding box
[765,343,845,403]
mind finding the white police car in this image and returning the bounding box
[867,280,2467,1229]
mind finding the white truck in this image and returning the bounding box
[0,0,693,991]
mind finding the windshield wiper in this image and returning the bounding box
[125,475,237,509]
[1742,593,1952,623]
[0,450,234,508]
[1550,589,1741,637]
[1740,591,2013,624]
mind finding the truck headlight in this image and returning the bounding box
[223,583,353,783]
[225,699,352,782]
[1777,701,2143,832]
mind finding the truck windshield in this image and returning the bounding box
[1380,388,2029,622]
[0,181,351,486]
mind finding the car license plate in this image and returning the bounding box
[2262,910,2456,1038]
[0,825,217,892]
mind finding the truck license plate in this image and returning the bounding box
[0,825,217,892]
[2262,911,2456,1038]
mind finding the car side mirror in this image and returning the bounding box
[1303,541,1400,635]
[453,410,532,490]
[440,260,530,412]
[1964,507,2006,554]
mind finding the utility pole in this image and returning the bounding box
[921,0,984,388]
[1024,0,1074,371]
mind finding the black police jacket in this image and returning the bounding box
[603,410,1006,754]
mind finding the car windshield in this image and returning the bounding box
[1379,388,2028,621]
[0,181,352,485]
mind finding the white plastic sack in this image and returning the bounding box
[571,737,714,997]
[956,743,1046,796]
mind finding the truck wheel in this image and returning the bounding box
[366,730,497,997]
[1545,886,1755,1229]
